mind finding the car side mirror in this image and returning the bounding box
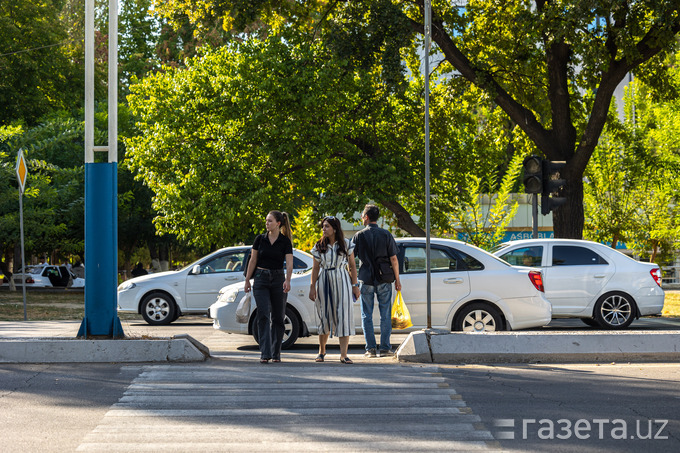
[191,265,201,275]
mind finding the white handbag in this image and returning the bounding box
[235,292,252,324]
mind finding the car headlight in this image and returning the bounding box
[218,288,240,304]
[118,281,136,292]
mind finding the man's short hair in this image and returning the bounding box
[363,204,379,222]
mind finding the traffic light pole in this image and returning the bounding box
[532,194,538,239]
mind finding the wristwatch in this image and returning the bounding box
[352,283,360,287]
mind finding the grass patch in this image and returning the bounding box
[662,292,680,318]
[0,289,138,321]
[0,303,85,321]
[0,289,84,305]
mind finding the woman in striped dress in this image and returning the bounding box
[309,216,361,364]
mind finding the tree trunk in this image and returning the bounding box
[650,243,658,263]
[159,243,170,271]
[611,234,619,250]
[552,174,584,239]
[379,199,426,237]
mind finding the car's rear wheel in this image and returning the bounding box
[594,291,636,329]
[580,317,601,328]
[252,306,300,349]
[140,292,177,325]
[454,303,503,332]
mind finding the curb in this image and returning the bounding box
[396,330,680,364]
[0,334,209,363]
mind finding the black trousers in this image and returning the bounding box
[252,268,286,359]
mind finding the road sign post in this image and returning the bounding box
[16,149,28,320]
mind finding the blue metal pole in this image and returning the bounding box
[78,163,123,337]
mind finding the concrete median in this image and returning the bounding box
[0,334,209,363]
[396,330,680,364]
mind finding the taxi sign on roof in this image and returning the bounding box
[16,148,27,194]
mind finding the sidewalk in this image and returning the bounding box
[0,320,81,337]
[3,320,680,364]
[0,320,208,363]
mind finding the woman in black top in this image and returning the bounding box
[244,210,294,363]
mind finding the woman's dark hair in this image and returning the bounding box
[314,216,348,256]
[269,210,293,245]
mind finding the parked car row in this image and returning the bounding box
[117,246,314,325]
[117,238,665,349]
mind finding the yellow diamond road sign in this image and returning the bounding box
[16,149,28,194]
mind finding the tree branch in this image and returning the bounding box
[378,198,426,236]
[407,15,554,154]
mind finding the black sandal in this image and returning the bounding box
[260,358,270,364]
[340,357,353,364]
[272,358,281,363]
[315,354,325,362]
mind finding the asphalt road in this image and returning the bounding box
[1,316,679,452]
[1,336,678,452]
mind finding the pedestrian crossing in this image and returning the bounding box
[77,363,498,452]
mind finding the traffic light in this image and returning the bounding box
[522,156,543,194]
[540,160,567,215]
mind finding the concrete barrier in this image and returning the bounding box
[0,334,209,363]
[396,330,680,364]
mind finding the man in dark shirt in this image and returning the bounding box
[352,204,402,357]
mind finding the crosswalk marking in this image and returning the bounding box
[78,363,496,452]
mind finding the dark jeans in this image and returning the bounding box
[360,282,393,351]
[253,268,286,360]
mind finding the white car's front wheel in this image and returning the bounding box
[454,303,504,332]
[140,292,177,326]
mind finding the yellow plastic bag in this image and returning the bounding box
[391,291,413,329]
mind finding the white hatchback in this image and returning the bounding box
[117,247,314,325]
[493,239,665,329]
[210,238,552,349]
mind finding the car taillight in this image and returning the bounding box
[25,277,34,284]
[650,268,662,287]
[528,270,544,292]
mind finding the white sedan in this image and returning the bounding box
[117,247,314,325]
[210,238,552,349]
[493,238,665,329]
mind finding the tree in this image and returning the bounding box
[155,0,680,239]
[0,0,86,126]
[126,34,423,246]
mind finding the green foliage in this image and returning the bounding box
[584,77,680,262]
[0,0,85,126]
[444,152,522,251]
[126,33,423,247]
[291,206,321,254]
[156,0,680,238]
[119,0,161,94]
[0,116,87,258]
